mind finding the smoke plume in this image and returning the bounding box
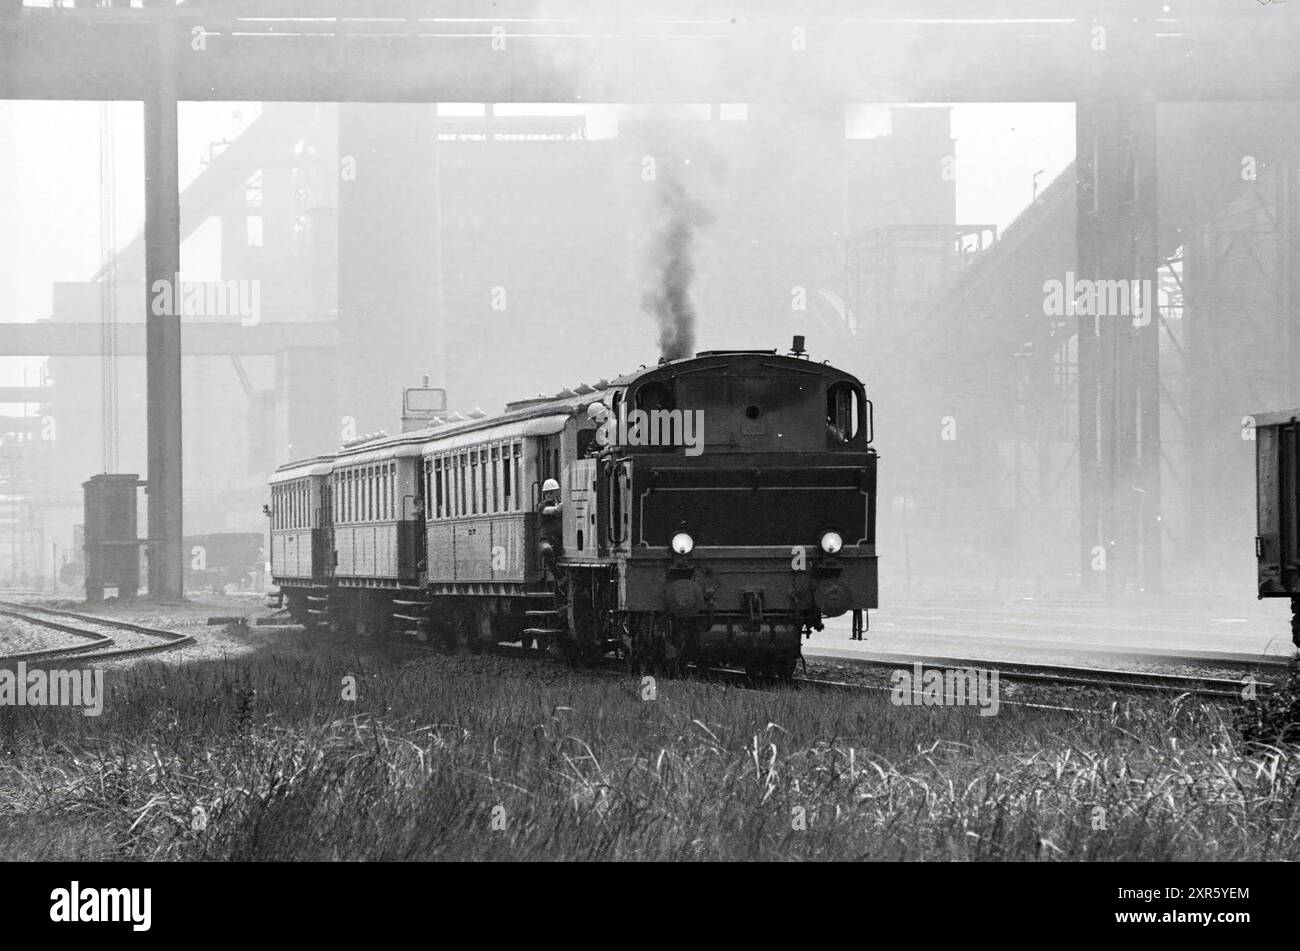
[641,168,714,361]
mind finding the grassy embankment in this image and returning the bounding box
[2,626,1298,861]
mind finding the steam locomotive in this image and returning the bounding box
[267,339,878,677]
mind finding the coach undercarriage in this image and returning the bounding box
[279,570,812,679]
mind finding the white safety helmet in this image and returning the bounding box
[542,478,560,494]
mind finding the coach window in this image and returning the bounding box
[458,453,467,514]
[454,455,462,517]
[453,454,461,515]
[470,451,479,514]
[436,459,444,518]
[442,457,451,518]
[434,459,444,519]
[444,458,452,518]
[512,446,522,511]
[513,443,523,512]
[461,453,469,515]
[465,452,471,515]
[496,446,506,511]
[480,449,489,513]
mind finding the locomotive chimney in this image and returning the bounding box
[790,334,807,358]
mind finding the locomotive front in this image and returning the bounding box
[598,347,878,676]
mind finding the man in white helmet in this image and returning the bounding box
[538,477,564,571]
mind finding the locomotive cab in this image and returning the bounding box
[581,351,878,673]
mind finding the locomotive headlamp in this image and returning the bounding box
[671,532,695,555]
[820,531,843,554]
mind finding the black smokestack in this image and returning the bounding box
[642,168,713,361]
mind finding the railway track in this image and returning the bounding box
[386,631,1265,707]
[804,650,1272,700]
[0,600,194,665]
[1,595,1270,705]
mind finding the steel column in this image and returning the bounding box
[144,22,183,601]
[1076,93,1161,597]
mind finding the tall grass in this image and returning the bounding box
[2,630,1298,861]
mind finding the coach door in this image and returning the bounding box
[538,435,562,502]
